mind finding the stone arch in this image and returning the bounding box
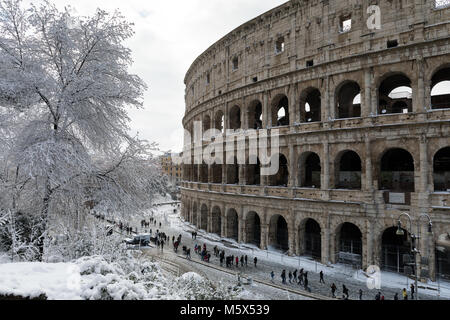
[211,206,222,235]
[431,64,450,110]
[199,161,208,183]
[203,114,211,132]
[211,162,222,183]
[298,151,321,188]
[192,202,198,226]
[335,80,361,119]
[246,156,261,185]
[380,226,411,273]
[299,87,321,123]
[229,105,241,130]
[334,150,362,189]
[226,156,239,184]
[215,110,224,132]
[268,213,289,251]
[245,211,261,247]
[269,153,289,186]
[433,147,450,192]
[379,148,415,192]
[298,218,322,259]
[270,94,289,127]
[378,73,412,115]
[226,208,239,241]
[200,203,208,231]
[247,100,263,129]
[335,222,363,267]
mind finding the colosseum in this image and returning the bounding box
[180,0,450,281]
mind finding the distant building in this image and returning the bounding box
[160,152,182,184]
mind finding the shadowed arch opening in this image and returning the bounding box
[269,214,289,251]
[226,156,239,184]
[248,100,263,129]
[215,110,224,133]
[336,81,361,118]
[378,74,412,114]
[433,147,450,191]
[212,162,222,183]
[335,150,362,189]
[300,88,321,123]
[269,154,289,186]
[245,211,261,247]
[246,157,261,185]
[298,152,321,188]
[211,206,221,236]
[431,66,450,110]
[229,105,241,130]
[271,94,289,126]
[200,204,208,231]
[192,202,198,226]
[336,222,362,267]
[298,218,322,259]
[379,148,415,192]
[200,161,208,183]
[203,115,211,132]
[381,226,411,273]
[226,208,239,241]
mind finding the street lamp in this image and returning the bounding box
[396,212,433,300]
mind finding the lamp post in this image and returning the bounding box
[396,212,433,300]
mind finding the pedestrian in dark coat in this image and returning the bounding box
[235,256,239,267]
[281,270,286,284]
[254,257,257,267]
[245,255,248,266]
[288,271,292,283]
[293,269,297,282]
[319,270,325,284]
[342,285,349,299]
[359,289,363,300]
[331,283,337,298]
[240,256,244,267]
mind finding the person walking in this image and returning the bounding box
[298,269,304,285]
[235,256,239,267]
[331,283,337,298]
[402,288,408,300]
[288,271,293,283]
[410,283,415,300]
[293,269,297,282]
[342,284,349,299]
[160,239,164,252]
[375,292,381,300]
[304,272,309,291]
[240,255,244,267]
[270,271,275,282]
[281,270,286,284]
[394,293,399,300]
[245,255,248,266]
[254,257,257,267]
[319,270,325,284]
[359,289,363,300]
[186,248,191,260]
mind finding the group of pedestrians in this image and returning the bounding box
[276,268,313,292]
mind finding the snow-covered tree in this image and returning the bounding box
[0,0,165,260]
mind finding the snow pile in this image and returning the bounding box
[0,253,244,300]
[0,261,82,299]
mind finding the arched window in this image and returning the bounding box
[271,95,289,127]
[229,105,241,130]
[379,148,414,192]
[433,147,450,191]
[268,215,289,251]
[300,88,321,123]
[431,66,450,110]
[378,74,412,114]
[298,152,321,188]
[336,222,362,267]
[336,81,361,118]
[226,157,239,184]
[335,151,362,189]
[215,110,224,133]
[247,100,263,129]
[269,154,289,186]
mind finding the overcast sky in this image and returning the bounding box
[47,0,287,153]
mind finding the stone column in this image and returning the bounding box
[260,224,269,250]
[362,233,369,270]
[238,207,245,243]
[221,205,227,237]
[208,165,213,183]
[263,91,270,128]
[363,68,372,117]
[288,212,296,256]
[239,165,246,185]
[365,135,373,191]
[222,162,227,184]
[416,58,426,113]
[370,73,378,116]
[207,201,212,233]
[288,144,295,187]
[322,142,330,190]
[419,135,429,193]
[366,220,374,268]
[322,76,330,122]
[321,227,330,265]
[328,77,335,120]
[289,83,298,126]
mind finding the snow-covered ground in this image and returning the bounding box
[139,200,450,300]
